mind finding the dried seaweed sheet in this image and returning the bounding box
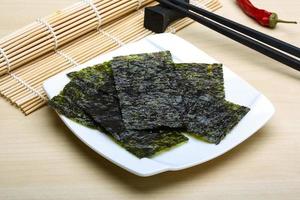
[49,51,248,156]
[120,129,187,158]
[111,51,185,130]
[67,62,116,95]
[68,79,124,140]
[185,95,250,144]
[51,63,188,158]
[72,77,188,158]
[48,94,97,128]
[172,63,247,144]
[174,63,225,99]
[49,62,115,129]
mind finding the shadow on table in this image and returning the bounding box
[47,107,270,193]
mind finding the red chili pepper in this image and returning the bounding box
[236,0,297,28]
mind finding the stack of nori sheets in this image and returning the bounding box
[49,51,250,158]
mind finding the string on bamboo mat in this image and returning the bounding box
[136,0,144,10]
[8,73,47,101]
[99,30,125,47]
[56,50,80,67]
[82,0,102,30]
[0,0,222,115]
[36,18,59,50]
[0,47,11,73]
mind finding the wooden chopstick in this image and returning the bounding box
[158,0,300,71]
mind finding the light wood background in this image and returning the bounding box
[0,0,299,199]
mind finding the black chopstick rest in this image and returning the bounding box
[144,2,188,33]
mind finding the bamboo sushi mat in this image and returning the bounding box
[0,0,222,115]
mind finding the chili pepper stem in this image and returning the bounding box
[269,13,297,28]
[276,19,297,24]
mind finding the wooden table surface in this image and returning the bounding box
[0,0,299,199]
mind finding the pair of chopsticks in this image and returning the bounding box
[157,0,300,71]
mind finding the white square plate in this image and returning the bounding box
[43,33,275,177]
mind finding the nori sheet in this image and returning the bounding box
[49,62,114,129]
[174,63,225,99]
[49,50,249,154]
[48,94,97,128]
[173,63,249,144]
[185,95,250,144]
[67,62,116,95]
[50,62,188,158]
[67,78,124,140]
[120,129,187,158]
[111,51,185,130]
